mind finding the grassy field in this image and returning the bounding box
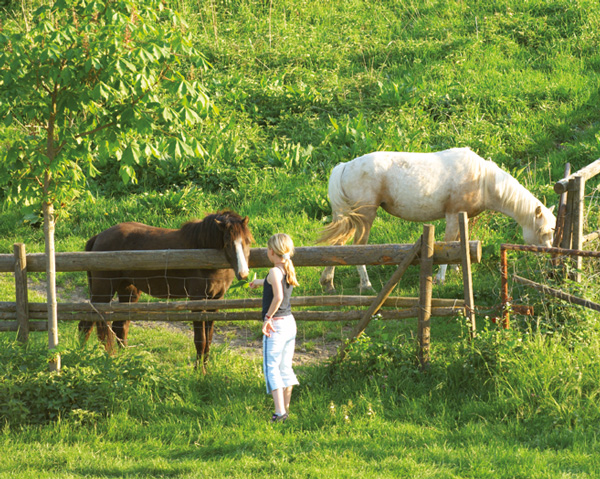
[2,0,600,477]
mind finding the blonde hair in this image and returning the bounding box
[268,233,299,287]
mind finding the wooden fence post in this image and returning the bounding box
[571,175,585,283]
[561,178,575,250]
[14,243,29,343]
[418,224,434,371]
[552,163,571,249]
[458,213,476,339]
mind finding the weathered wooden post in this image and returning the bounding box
[571,175,585,282]
[554,158,600,281]
[500,245,510,329]
[458,213,476,339]
[552,163,570,249]
[14,243,30,343]
[417,224,434,371]
[561,178,575,250]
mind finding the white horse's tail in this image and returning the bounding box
[317,209,366,245]
[317,162,368,245]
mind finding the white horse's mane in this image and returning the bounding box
[483,159,540,221]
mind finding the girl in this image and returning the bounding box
[249,233,300,423]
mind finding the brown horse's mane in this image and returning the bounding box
[180,210,253,249]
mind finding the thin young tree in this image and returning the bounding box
[0,0,211,370]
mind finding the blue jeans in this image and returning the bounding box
[263,315,299,394]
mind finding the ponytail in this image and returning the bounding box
[281,257,299,287]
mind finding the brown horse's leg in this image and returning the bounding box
[114,285,140,347]
[203,320,215,372]
[192,320,205,372]
[78,321,95,345]
[111,321,131,347]
[193,319,214,374]
[85,272,116,351]
[96,320,116,354]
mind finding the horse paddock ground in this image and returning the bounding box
[138,320,344,367]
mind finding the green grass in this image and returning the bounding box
[2,320,600,478]
[2,0,600,476]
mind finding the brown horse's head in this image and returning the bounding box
[181,210,253,280]
[215,211,253,280]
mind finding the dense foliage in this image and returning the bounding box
[0,0,210,211]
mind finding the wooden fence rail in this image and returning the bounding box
[0,295,464,314]
[0,308,464,330]
[0,242,481,273]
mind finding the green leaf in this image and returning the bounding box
[161,107,174,122]
[121,107,136,125]
[228,280,250,290]
[119,164,137,185]
[92,82,110,101]
[122,144,141,165]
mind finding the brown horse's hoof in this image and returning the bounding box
[193,359,208,375]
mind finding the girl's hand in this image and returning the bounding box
[262,318,276,337]
[247,273,260,289]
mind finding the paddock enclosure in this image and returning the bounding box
[1,216,481,368]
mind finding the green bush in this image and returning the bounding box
[0,339,185,425]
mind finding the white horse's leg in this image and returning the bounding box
[435,264,449,284]
[357,265,372,292]
[320,266,336,293]
[434,214,461,283]
[354,207,377,293]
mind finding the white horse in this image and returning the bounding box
[318,148,556,292]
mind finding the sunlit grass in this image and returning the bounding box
[2,0,600,476]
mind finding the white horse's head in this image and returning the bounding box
[522,205,555,247]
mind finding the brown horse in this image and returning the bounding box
[79,210,253,372]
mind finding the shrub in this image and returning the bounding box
[0,340,185,425]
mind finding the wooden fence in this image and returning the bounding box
[1,215,481,367]
[500,243,600,327]
[499,158,600,326]
[553,158,600,282]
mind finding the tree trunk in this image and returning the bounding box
[44,201,61,372]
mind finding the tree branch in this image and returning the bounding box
[75,120,117,140]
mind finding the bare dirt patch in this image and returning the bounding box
[139,320,341,366]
